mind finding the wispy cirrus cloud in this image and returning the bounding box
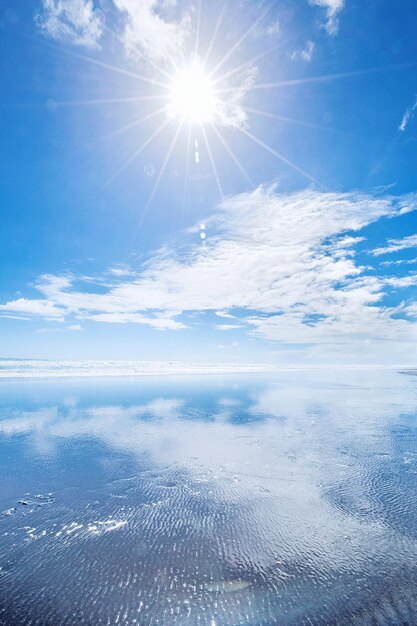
[215,324,243,331]
[265,20,280,36]
[108,264,135,277]
[309,0,344,35]
[371,234,417,256]
[290,40,315,63]
[86,312,186,329]
[381,258,417,267]
[399,96,417,132]
[35,0,103,48]
[37,323,84,333]
[2,188,417,363]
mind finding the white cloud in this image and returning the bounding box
[108,264,135,277]
[405,303,417,318]
[0,297,65,320]
[381,258,417,267]
[35,0,103,48]
[37,323,84,333]
[399,96,417,132]
[266,20,280,36]
[398,205,415,215]
[2,188,417,364]
[309,0,344,35]
[87,311,186,329]
[214,65,257,129]
[215,310,236,319]
[215,324,243,331]
[371,234,417,256]
[290,40,315,63]
[112,0,188,63]
[34,0,187,62]
[383,273,417,288]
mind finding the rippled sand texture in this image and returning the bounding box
[0,370,417,625]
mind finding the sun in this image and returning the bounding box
[74,2,316,205]
[168,61,218,124]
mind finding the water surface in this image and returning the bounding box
[1,370,417,625]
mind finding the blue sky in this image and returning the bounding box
[1,0,417,364]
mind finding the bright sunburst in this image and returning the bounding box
[63,1,322,215]
[168,62,218,124]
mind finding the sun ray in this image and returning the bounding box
[147,48,183,83]
[246,107,334,131]
[182,123,193,221]
[202,3,228,68]
[136,122,184,230]
[209,3,273,78]
[210,123,254,187]
[32,16,174,86]
[194,0,203,57]
[212,45,279,86]
[248,61,417,91]
[48,95,168,108]
[200,125,224,199]
[100,21,124,43]
[237,126,315,182]
[103,118,171,189]
[79,106,167,153]
[61,48,169,89]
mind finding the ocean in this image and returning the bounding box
[0,367,417,625]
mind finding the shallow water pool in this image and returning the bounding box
[1,370,417,625]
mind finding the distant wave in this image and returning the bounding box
[0,360,401,379]
[0,359,285,379]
